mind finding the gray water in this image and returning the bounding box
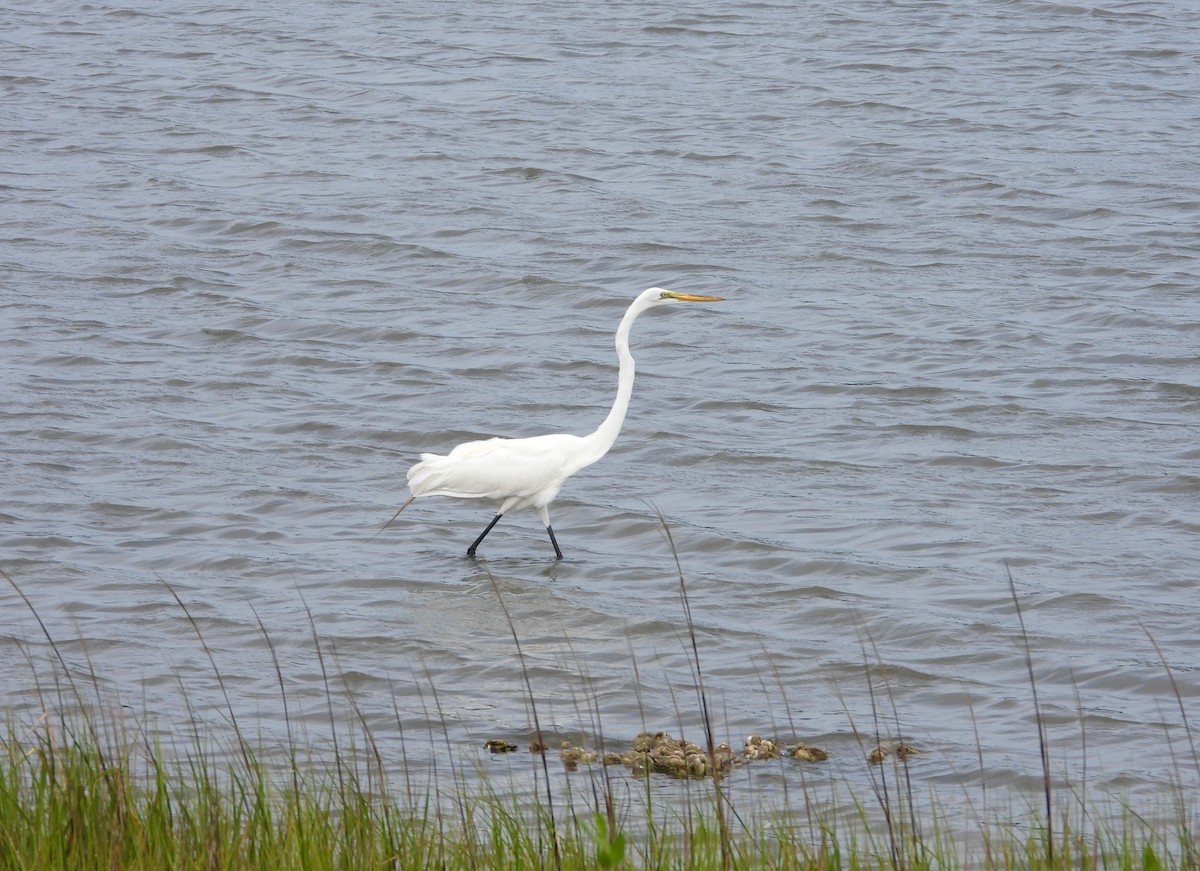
[3,0,1198,834]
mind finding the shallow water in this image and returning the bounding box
[3,0,1199,831]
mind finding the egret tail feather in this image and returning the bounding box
[371,495,416,541]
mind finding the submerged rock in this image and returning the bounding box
[787,742,829,762]
[559,744,599,770]
[743,734,780,760]
[867,739,921,764]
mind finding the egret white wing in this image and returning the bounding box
[407,434,581,502]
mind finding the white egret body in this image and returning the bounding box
[381,287,724,558]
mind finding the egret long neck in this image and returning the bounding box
[576,301,641,469]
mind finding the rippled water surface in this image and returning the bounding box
[3,0,1199,831]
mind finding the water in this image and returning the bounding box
[3,0,1198,833]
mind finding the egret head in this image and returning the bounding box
[643,287,726,307]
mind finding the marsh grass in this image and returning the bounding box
[2,553,1197,870]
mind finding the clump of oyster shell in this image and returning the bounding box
[487,729,919,778]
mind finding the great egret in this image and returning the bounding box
[379,287,725,558]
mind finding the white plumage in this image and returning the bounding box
[380,287,724,559]
[407,434,580,512]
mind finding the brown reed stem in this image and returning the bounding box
[1005,560,1053,864]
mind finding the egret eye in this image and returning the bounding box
[659,291,672,299]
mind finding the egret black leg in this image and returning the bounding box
[545,525,563,560]
[467,514,503,557]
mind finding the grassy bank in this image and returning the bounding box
[1,708,1195,870]
[1,562,1196,869]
